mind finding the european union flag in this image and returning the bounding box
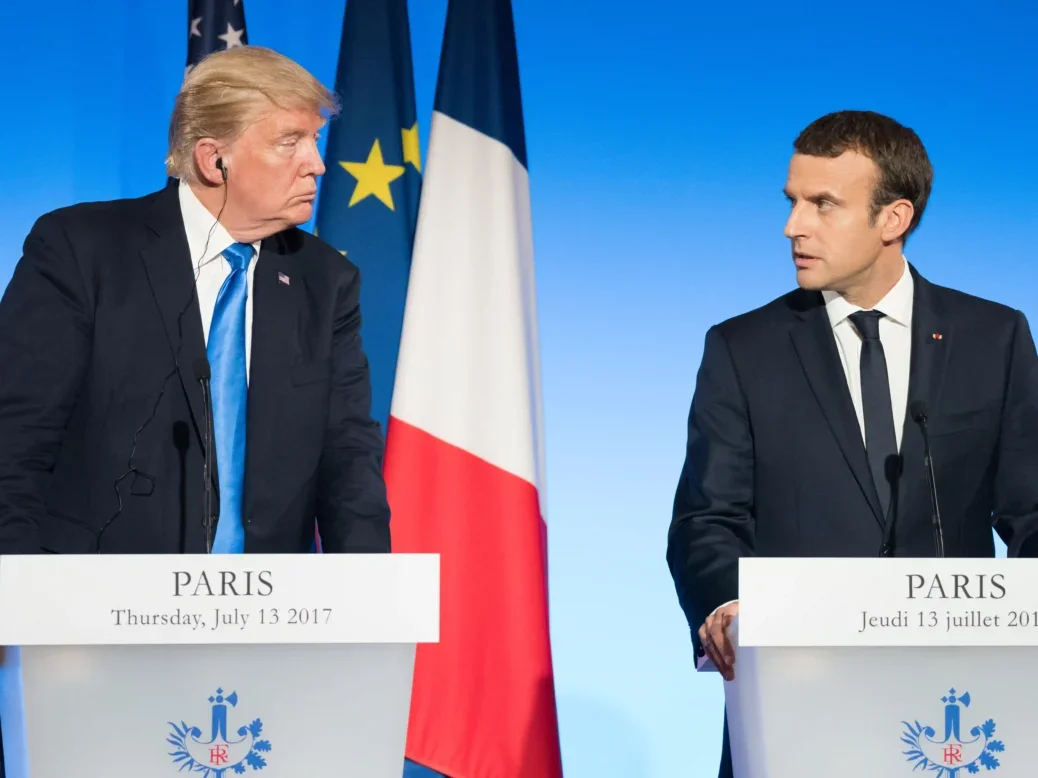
[315,0,422,435]
[186,0,249,73]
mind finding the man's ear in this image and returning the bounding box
[880,198,915,244]
[194,139,225,186]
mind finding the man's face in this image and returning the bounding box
[783,150,887,294]
[221,104,326,233]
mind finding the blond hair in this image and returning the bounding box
[166,46,339,182]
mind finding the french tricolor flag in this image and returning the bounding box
[385,0,563,776]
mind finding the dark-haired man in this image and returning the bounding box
[666,110,1038,778]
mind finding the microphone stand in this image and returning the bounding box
[196,359,215,553]
[912,402,944,558]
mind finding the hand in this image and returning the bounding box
[699,601,739,681]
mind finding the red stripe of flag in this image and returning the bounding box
[386,416,562,777]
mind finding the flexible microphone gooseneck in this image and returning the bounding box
[910,400,945,558]
[194,357,216,553]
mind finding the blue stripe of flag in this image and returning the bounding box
[433,0,528,170]
[404,757,447,778]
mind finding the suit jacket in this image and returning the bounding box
[667,265,1038,652]
[0,184,391,555]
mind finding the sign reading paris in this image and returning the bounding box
[167,688,272,775]
[901,689,1005,775]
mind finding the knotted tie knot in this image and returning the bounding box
[849,309,885,340]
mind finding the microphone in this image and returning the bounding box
[195,358,216,553]
[910,400,945,558]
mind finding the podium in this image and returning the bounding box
[706,557,1033,777]
[0,553,438,777]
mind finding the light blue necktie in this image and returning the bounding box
[208,242,253,554]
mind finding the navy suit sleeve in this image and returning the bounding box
[314,267,392,553]
[667,325,755,644]
[992,311,1038,557]
[0,214,92,554]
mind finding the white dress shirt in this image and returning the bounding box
[178,182,261,381]
[704,260,915,629]
[822,258,913,452]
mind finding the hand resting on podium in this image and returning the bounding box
[699,600,739,681]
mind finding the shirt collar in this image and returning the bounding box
[178,181,260,271]
[822,258,913,330]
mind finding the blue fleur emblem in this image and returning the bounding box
[167,688,272,775]
[901,689,1005,775]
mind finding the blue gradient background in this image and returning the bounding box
[1,1,1035,775]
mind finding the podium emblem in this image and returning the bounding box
[167,688,273,775]
[901,689,1005,775]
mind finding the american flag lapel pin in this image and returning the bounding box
[277,272,291,286]
[932,332,943,341]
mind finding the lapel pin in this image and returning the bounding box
[277,272,291,286]
[932,333,943,340]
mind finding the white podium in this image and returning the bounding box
[0,553,438,777]
[706,557,1035,778]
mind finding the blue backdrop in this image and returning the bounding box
[1,1,1035,775]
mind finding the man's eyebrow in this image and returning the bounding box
[783,188,845,205]
[807,190,844,205]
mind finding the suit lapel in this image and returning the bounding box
[897,268,951,515]
[244,232,303,524]
[789,295,885,526]
[903,268,950,436]
[138,186,209,445]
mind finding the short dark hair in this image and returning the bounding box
[794,110,933,242]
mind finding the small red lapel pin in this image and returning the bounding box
[932,333,943,340]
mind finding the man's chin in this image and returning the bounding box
[285,202,314,226]
[795,267,828,291]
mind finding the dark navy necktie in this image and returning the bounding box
[849,310,898,519]
[208,242,253,554]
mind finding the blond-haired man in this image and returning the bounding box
[0,47,391,556]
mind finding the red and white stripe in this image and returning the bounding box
[385,109,562,777]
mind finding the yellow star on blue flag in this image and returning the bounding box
[340,139,406,210]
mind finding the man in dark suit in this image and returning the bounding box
[0,45,391,557]
[666,110,1038,778]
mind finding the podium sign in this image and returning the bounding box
[716,558,1037,778]
[0,554,438,778]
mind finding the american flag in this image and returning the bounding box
[185,0,249,77]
